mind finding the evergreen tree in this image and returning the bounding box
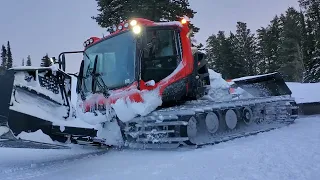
[299,11,310,69]
[40,54,52,67]
[299,0,320,82]
[206,32,229,75]
[26,55,32,66]
[256,27,270,74]
[267,16,282,72]
[21,58,25,66]
[6,41,13,69]
[278,7,305,82]
[1,45,7,68]
[232,22,258,76]
[92,0,199,34]
[205,31,240,79]
[205,34,221,70]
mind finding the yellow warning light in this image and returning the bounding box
[181,18,187,24]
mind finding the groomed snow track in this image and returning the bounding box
[122,95,299,149]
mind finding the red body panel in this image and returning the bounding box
[82,18,194,112]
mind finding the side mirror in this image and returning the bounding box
[57,53,66,71]
[61,54,66,71]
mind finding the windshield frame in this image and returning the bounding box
[82,30,140,93]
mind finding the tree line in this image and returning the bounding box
[205,0,320,82]
[0,41,54,69]
[93,0,320,82]
[1,41,13,70]
[2,0,319,83]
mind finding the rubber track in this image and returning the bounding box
[122,95,298,149]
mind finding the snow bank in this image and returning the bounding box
[286,82,320,104]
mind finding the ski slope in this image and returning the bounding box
[0,115,319,180]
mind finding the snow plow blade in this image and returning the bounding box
[231,72,292,97]
[0,68,98,149]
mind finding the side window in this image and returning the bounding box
[144,29,178,58]
[142,28,183,83]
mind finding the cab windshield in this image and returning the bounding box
[82,31,136,92]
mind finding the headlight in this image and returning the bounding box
[132,25,141,34]
[130,20,137,26]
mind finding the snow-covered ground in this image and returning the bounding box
[0,115,319,180]
[1,67,320,180]
[286,82,320,104]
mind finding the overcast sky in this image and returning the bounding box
[0,0,299,73]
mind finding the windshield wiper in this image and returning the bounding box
[83,51,90,60]
[91,55,109,97]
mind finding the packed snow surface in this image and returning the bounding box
[1,115,319,180]
[286,82,320,104]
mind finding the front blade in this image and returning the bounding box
[232,72,292,97]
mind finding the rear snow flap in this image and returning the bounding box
[232,72,292,97]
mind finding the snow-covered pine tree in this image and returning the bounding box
[1,45,7,68]
[21,58,25,66]
[40,54,51,67]
[26,55,32,66]
[6,41,13,69]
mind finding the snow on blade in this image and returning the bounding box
[13,71,64,104]
[112,89,162,122]
[96,120,124,146]
[17,130,55,144]
[232,72,278,81]
[10,88,96,130]
[204,69,233,101]
[0,126,9,136]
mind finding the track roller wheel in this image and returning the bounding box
[225,109,237,130]
[187,116,197,138]
[242,107,253,125]
[205,112,219,134]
